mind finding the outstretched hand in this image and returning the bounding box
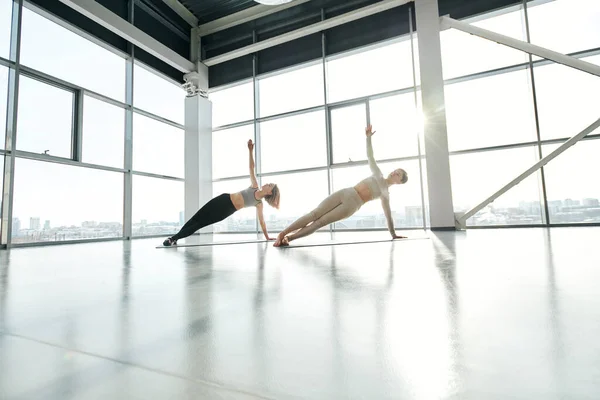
[248,139,254,151]
[365,125,376,137]
[392,234,407,240]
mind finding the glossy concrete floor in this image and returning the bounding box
[1,228,599,400]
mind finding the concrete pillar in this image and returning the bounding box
[183,63,212,231]
[415,0,456,229]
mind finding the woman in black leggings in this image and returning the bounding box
[163,140,280,246]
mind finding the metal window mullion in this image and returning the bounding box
[320,8,334,234]
[123,0,134,239]
[252,30,260,235]
[1,0,23,246]
[409,6,427,230]
[73,89,84,161]
[522,0,550,226]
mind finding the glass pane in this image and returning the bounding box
[369,93,421,159]
[0,65,7,150]
[82,96,124,168]
[327,38,415,103]
[533,55,600,141]
[450,147,543,226]
[132,175,183,237]
[331,103,367,164]
[133,113,184,178]
[209,81,254,128]
[445,69,538,151]
[331,160,423,230]
[542,140,600,224]
[260,110,327,173]
[0,0,11,59]
[133,64,185,125]
[12,159,123,243]
[261,170,329,233]
[258,63,324,117]
[213,178,257,232]
[528,0,600,56]
[212,124,254,179]
[17,76,73,158]
[20,7,126,101]
[440,8,528,79]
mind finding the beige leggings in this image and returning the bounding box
[284,188,364,242]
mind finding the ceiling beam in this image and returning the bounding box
[57,0,196,73]
[203,0,410,66]
[198,0,313,37]
[161,0,199,27]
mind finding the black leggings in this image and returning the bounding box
[171,193,237,241]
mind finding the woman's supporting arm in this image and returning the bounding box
[256,203,273,240]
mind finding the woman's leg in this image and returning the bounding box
[278,190,346,238]
[170,194,236,241]
[286,189,362,243]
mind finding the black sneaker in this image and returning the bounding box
[163,238,177,246]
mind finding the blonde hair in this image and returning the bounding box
[264,184,280,208]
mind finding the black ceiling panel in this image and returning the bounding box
[209,55,254,88]
[181,0,257,24]
[257,33,322,75]
[134,3,190,59]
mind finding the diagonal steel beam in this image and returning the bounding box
[457,117,600,225]
[441,16,600,78]
[203,0,410,66]
[58,0,196,73]
[161,0,198,27]
[198,0,312,37]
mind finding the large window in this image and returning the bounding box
[11,159,123,243]
[445,69,538,151]
[133,63,185,125]
[0,65,8,150]
[326,39,415,103]
[368,93,422,159]
[132,175,183,237]
[261,170,329,233]
[259,110,327,173]
[533,55,600,141]
[0,0,11,59]
[441,8,528,80]
[209,81,254,128]
[542,140,600,224]
[133,113,184,178]
[0,154,4,241]
[450,147,544,226]
[258,63,324,117]
[331,160,423,230]
[212,178,256,233]
[528,0,600,57]
[82,96,124,168]
[20,7,126,101]
[212,124,254,179]
[16,75,74,158]
[330,103,367,164]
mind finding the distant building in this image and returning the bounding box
[44,220,51,230]
[583,198,599,207]
[179,211,185,226]
[12,218,21,236]
[82,221,98,228]
[30,217,41,230]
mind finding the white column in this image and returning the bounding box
[183,63,212,233]
[415,0,455,229]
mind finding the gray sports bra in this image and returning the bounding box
[240,186,262,208]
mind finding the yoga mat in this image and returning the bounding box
[156,237,428,249]
[156,239,269,249]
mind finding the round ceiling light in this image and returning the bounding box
[254,0,295,5]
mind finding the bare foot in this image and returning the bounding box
[274,236,290,247]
